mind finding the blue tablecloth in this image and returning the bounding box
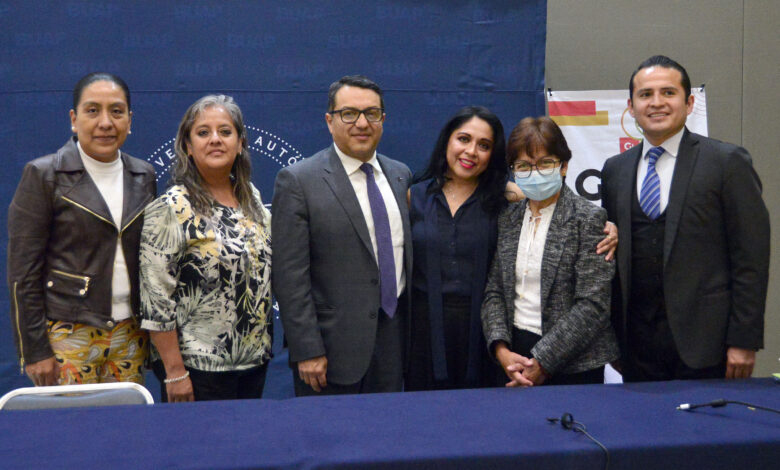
[1,379,778,469]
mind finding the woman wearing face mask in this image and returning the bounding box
[481,117,618,387]
[7,72,156,386]
[140,95,272,402]
[407,108,618,391]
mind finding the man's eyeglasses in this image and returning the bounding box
[510,157,562,178]
[329,107,384,124]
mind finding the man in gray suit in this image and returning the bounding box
[272,75,412,395]
[600,56,769,382]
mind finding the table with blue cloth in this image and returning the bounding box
[1,379,778,469]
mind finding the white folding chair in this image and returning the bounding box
[0,382,154,410]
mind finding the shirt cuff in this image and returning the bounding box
[140,318,177,332]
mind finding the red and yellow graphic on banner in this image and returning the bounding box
[549,101,609,126]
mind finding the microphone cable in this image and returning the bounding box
[677,398,780,414]
[547,413,609,470]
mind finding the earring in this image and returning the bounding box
[71,126,76,132]
[128,129,132,135]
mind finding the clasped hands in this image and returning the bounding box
[494,342,548,387]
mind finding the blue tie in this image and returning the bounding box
[360,163,397,317]
[639,146,665,220]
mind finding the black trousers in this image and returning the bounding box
[293,301,404,397]
[508,327,605,386]
[153,360,268,402]
[407,291,501,391]
[624,314,725,382]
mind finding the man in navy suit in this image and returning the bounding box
[272,76,412,395]
[600,56,769,382]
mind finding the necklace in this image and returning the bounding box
[443,180,477,200]
[442,180,477,216]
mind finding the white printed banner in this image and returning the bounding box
[547,88,707,204]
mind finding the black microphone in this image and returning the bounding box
[547,413,610,470]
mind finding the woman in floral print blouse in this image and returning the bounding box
[140,95,272,402]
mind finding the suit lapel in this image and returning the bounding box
[616,144,641,306]
[378,155,412,272]
[56,144,115,226]
[322,148,375,260]
[664,129,698,265]
[616,145,641,243]
[501,202,524,308]
[540,187,572,311]
[379,156,409,226]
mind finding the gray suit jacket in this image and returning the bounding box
[600,129,769,368]
[481,185,618,375]
[271,145,413,385]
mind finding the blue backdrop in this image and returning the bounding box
[0,0,546,397]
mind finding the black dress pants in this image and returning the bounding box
[623,315,725,382]
[292,299,404,397]
[153,360,268,402]
[407,291,501,391]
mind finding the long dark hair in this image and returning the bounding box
[414,106,508,215]
[171,95,264,224]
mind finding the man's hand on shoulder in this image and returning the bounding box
[298,356,328,392]
[725,347,755,379]
[596,221,618,261]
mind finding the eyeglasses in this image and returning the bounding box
[510,157,561,178]
[329,107,384,124]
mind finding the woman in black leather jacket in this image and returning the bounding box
[7,72,156,386]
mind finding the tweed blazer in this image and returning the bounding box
[481,185,619,375]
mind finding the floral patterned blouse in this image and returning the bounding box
[140,185,272,372]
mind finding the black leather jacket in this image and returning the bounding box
[7,138,156,367]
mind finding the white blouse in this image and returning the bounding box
[513,202,557,336]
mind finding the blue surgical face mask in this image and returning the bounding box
[514,167,563,201]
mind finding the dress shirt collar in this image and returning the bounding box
[333,143,380,176]
[641,126,685,160]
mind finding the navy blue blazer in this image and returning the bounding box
[409,179,497,383]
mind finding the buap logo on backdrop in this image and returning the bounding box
[146,125,303,207]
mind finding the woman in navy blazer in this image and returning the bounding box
[406,106,512,390]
